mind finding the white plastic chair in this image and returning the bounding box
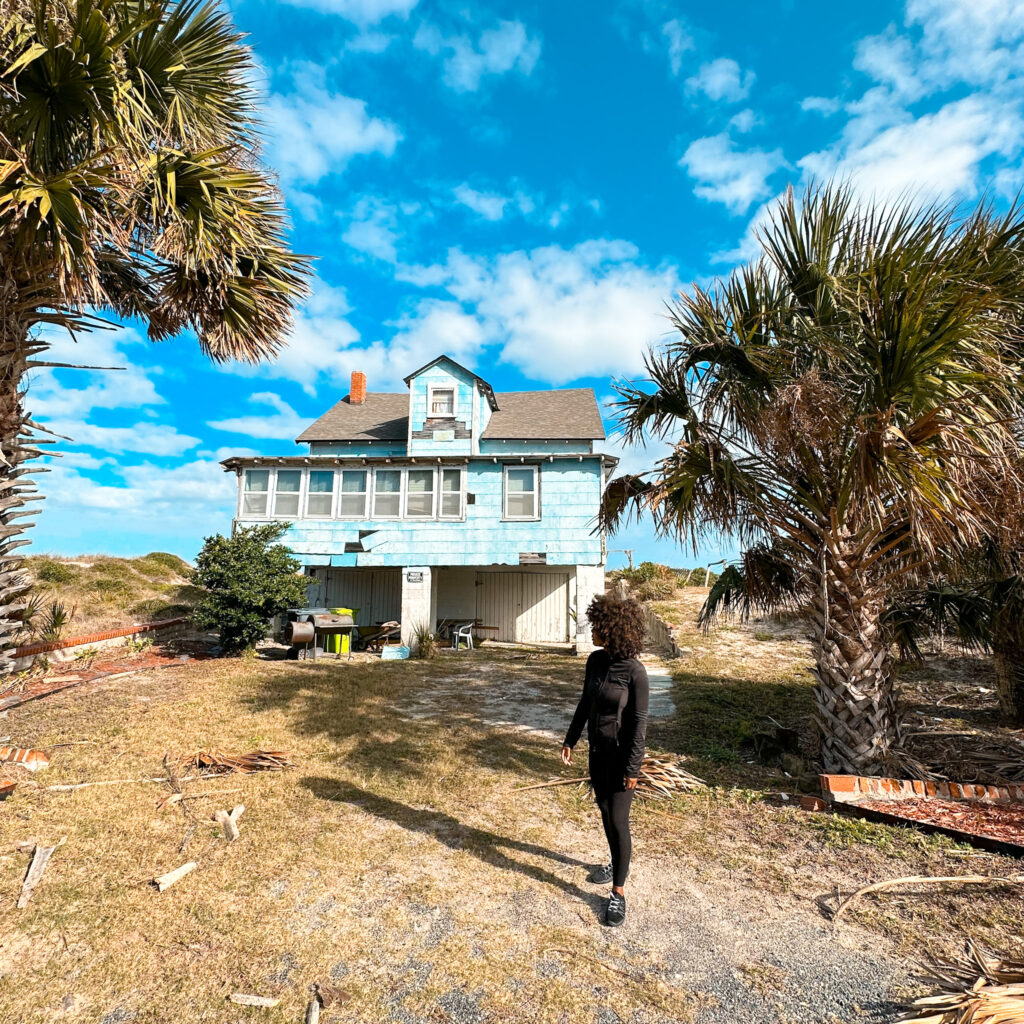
[452,622,475,650]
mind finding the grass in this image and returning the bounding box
[23,553,200,636]
[2,591,1023,1022]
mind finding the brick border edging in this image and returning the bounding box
[821,773,1024,806]
[13,617,187,658]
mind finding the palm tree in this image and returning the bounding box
[605,185,1024,774]
[0,0,312,671]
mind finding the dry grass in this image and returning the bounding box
[1,610,1022,1023]
[23,553,199,636]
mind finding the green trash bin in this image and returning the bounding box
[327,608,358,654]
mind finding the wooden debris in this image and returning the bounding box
[174,749,296,775]
[153,861,197,892]
[156,787,243,812]
[312,981,350,1008]
[0,781,16,800]
[155,792,182,812]
[1,746,50,772]
[228,994,280,1008]
[834,874,1023,922]
[305,999,321,1024]
[18,837,65,908]
[45,772,219,792]
[213,804,245,842]
[513,776,589,792]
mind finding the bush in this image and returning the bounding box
[620,562,676,601]
[36,560,75,584]
[135,551,190,578]
[191,523,309,655]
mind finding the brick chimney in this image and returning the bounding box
[349,370,367,405]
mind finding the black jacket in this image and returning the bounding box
[563,649,649,778]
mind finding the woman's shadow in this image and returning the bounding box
[303,776,607,922]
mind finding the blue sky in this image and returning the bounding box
[30,0,1024,567]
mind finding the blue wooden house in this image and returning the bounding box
[222,355,614,651]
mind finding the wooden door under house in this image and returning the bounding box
[475,571,570,644]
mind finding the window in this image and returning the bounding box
[338,470,368,517]
[430,388,455,416]
[273,469,302,517]
[405,469,436,517]
[306,470,335,517]
[373,469,401,517]
[504,465,539,519]
[440,468,462,518]
[242,469,269,516]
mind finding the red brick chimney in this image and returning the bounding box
[349,370,367,405]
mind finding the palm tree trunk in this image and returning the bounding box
[992,612,1024,726]
[809,552,899,774]
[0,279,38,673]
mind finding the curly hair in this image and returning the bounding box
[586,594,646,660]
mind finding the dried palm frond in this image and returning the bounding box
[635,755,707,799]
[899,939,1024,1024]
[172,750,296,775]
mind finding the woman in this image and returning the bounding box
[561,594,649,927]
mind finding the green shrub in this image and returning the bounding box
[620,562,676,600]
[135,551,190,578]
[91,578,133,599]
[191,523,309,655]
[36,560,75,584]
[412,622,438,658]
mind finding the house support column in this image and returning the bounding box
[573,564,606,656]
[400,566,434,652]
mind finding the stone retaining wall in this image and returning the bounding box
[821,773,1024,806]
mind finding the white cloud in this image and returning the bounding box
[686,57,754,103]
[661,19,694,76]
[728,108,760,133]
[424,241,679,383]
[277,0,418,24]
[452,184,509,221]
[680,133,786,214]
[801,96,841,115]
[413,20,541,92]
[342,196,402,261]
[265,64,401,186]
[208,393,310,441]
[44,421,201,457]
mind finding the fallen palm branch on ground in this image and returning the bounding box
[513,753,706,799]
[833,875,1024,923]
[899,940,1024,1024]
[172,749,296,775]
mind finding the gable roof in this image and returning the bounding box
[295,388,605,443]
[402,354,498,410]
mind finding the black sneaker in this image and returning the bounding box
[604,891,626,927]
[588,863,613,884]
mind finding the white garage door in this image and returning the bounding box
[475,572,569,644]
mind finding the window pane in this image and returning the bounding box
[440,469,461,517]
[341,470,366,493]
[431,389,454,415]
[274,492,300,517]
[373,470,401,517]
[339,493,367,516]
[307,493,332,516]
[244,469,269,492]
[506,468,535,493]
[406,469,435,517]
[506,492,535,518]
[276,470,301,492]
[309,470,334,493]
[243,492,268,516]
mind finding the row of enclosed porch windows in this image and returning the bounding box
[240,465,539,521]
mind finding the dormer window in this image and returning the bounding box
[430,387,455,416]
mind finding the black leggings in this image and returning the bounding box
[592,766,635,887]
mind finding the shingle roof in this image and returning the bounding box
[295,388,605,443]
[481,389,605,440]
[296,393,409,443]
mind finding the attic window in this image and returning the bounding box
[430,388,455,416]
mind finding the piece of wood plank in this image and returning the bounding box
[153,861,197,892]
[18,838,65,908]
[213,804,245,842]
[305,998,321,1024]
[227,994,279,1008]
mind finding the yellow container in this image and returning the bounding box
[327,608,356,654]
